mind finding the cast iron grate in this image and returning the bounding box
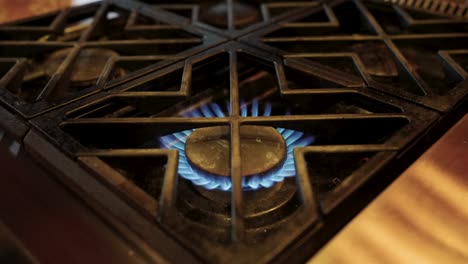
[30,41,438,263]
[0,0,466,263]
[242,0,468,112]
[136,0,332,38]
[0,0,223,118]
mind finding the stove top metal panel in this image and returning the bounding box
[29,40,439,263]
[0,0,467,263]
[241,0,468,112]
[0,0,224,118]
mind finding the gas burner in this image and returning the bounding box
[185,125,286,177]
[44,48,121,87]
[200,1,260,28]
[159,100,315,191]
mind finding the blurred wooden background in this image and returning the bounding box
[310,114,468,264]
[0,0,103,24]
[0,0,70,23]
[0,0,467,24]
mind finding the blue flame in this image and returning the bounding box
[160,101,315,191]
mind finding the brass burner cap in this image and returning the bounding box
[185,125,286,177]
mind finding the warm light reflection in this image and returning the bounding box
[72,0,100,5]
[0,0,99,24]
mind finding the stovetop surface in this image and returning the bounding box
[0,0,467,263]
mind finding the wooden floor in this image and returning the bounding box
[310,114,468,264]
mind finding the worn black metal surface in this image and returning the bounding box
[29,41,441,263]
[0,0,467,263]
[0,0,224,118]
[240,0,468,112]
[135,0,327,38]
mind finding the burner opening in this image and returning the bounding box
[185,125,286,178]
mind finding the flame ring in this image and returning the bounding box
[160,100,315,191]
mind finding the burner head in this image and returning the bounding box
[178,177,298,234]
[185,125,286,178]
[201,1,260,28]
[45,48,120,87]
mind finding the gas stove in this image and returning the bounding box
[0,0,467,263]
